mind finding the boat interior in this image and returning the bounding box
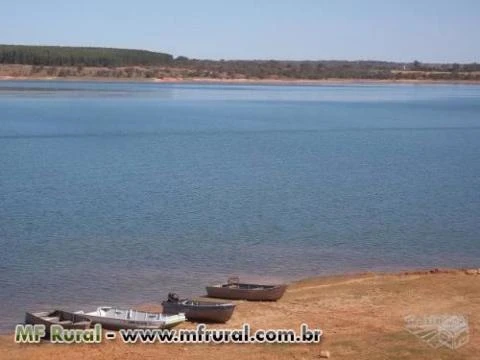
[181,299,234,307]
[220,276,277,290]
[167,293,233,307]
[86,307,167,321]
[34,310,89,326]
[221,283,276,290]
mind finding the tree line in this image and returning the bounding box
[0,45,173,67]
[1,45,479,81]
[180,59,480,80]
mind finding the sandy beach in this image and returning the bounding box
[1,75,480,85]
[1,268,478,360]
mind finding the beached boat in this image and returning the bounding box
[162,293,235,323]
[206,277,287,301]
[78,306,185,330]
[25,310,91,331]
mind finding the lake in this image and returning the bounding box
[1,80,479,331]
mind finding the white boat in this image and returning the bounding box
[78,306,185,330]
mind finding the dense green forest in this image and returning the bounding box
[0,45,173,66]
[1,44,479,81]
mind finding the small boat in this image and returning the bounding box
[78,306,185,330]
[162,293,235,323]
[206,277,287,301]
[25,310,91,331]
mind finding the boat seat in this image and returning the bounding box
[74,321,90,326]
[58,320,73,325]
[43,317,60,322]
[35,312,51,317]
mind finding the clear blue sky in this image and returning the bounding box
[1,0,479,63]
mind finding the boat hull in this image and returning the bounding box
[162,301,235,323]
[206,284,287,301]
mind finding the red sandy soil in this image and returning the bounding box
[1,268,479,360]
[1,75,480,85]
[1,64,480,85]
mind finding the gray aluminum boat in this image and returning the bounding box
[78,306,185,330]
[162,293,235,323]
[25,310,91,331]
[206,277,287,301]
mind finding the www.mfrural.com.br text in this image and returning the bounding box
[15,323,323,344]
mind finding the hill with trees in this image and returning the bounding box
[1,44,479,81]
[0,45,173,67]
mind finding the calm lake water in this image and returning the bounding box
[1,81,479,331]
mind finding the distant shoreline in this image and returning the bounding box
[1,75,480,86]
[2,45,479,85]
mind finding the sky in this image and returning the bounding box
[1,0,479,63]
